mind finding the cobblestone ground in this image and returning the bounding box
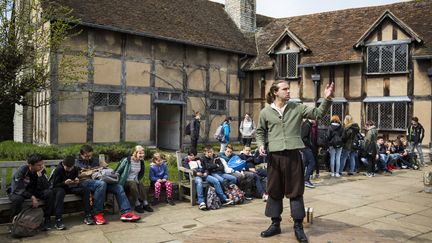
[0,164,431,243]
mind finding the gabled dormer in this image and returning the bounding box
[354,10,422,75]
[267,28,309,79]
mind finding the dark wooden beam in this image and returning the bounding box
[86,30,95,143]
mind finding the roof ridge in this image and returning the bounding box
[275,0,420,20]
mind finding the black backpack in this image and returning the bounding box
[11,207,44,238]
[184,122,191,135]
[352,132,365,151]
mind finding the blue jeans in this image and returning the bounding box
[211,172,237,184]
[329,147,342,174]
[81,179,131,214]
[195,176,227,204]
[302,148,316,181]
[340,150,357,173]
[249,172,265,196]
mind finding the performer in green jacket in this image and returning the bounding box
[256,79,334,242]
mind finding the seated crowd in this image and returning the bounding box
[182,145,268,210]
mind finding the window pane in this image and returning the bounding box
[108,93,121,106]
[158,92,170,100]
[379,103,393,129]
[332,103,344,120]
[287,53,298,78]
[218,100,226,111]
[394,102,407,129]
[367,46,379,73]
[381,45,393,73]
[366,103,379,127]
[278,54,287,77]
[209,100,217,110]
[94,93,108,106]
[394,44,407,72]
[171,93,182,101]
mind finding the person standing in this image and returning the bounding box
[219,117,232,153]
[407,117,425,166]
[240,113,256,147]
[364,120,378,177]
[301,119,317,188]
[340,115,360,176]
[190,112,201,154]
[256,79,334,242]
[327,115,344,177]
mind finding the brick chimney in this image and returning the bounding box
[225,0,256,33]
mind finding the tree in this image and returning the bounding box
[0,0,81,140]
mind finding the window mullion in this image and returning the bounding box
[378,103,381,129]
[378,46,382,73]
[392,102,395,130]
[392,45,396,73]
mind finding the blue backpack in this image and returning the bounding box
[227,155,246,172]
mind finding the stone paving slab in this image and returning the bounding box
[105,226,175,243]
[368,199,429,215]
[362,221,423,242]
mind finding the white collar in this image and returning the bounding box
[271,102,287,117]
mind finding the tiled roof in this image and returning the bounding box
[244,0,432,70]
[49,0,257,55]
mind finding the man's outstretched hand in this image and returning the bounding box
[324,82,335,100]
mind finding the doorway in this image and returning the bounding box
[156,104,182,150]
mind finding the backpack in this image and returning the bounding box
[352,132,365,151]
[224,183,245,204]
[184,122,191,136]
[11,207,44,238]
[206,186,221,210]
[227,155,247,172]
[213,125,225,142]
[316,129,328,148]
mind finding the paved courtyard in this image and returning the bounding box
[1,166,431,242]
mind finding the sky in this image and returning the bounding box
[210,0,410,18]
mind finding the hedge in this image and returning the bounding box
[0,141,154,161]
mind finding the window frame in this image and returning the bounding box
[317,101,346,128]
[275,50,299,79]
[366,41,409,75]
[209,99,227,112]
[365,101,408,131]
[94,92,121,107]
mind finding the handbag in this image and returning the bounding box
[91,168,119,184]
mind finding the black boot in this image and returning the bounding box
[294,219,308,243]
[260,217,281,237]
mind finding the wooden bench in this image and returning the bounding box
[0,159,118,214]
[175,151,207,206]
[0,160,82,212]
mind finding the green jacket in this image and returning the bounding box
[256,99,332,152]
[115,156,145,186]
[364,126,378,155]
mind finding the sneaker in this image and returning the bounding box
[347,172,354,176]
[314,174,320,179]
[331,173,335,177]
[335,173,341,178]
[43,218,52,231]
[198,202,207,210]
[151,199,159,206]
[143,204,154,212]
[83,215,95,225]
[167,199,176,206]
[223,199,234,206]
[401,165,408,169]
[384,170,393,175]
[245,196,253,200]
[413,165,419,170]
[304,181,315,188]
[262,193,269,202]
[120,212,141,222]
[372,173,376,177]
[55,218,65,230]
[364,172,373,178]
[135,205,145,213]
[94,212,107,225]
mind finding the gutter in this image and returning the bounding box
[299,60,363,68]
[413,55,432,60]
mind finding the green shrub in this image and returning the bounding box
[0,141,155,161]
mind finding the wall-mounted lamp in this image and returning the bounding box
[312,74,321,84]
[259,75,265,89]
